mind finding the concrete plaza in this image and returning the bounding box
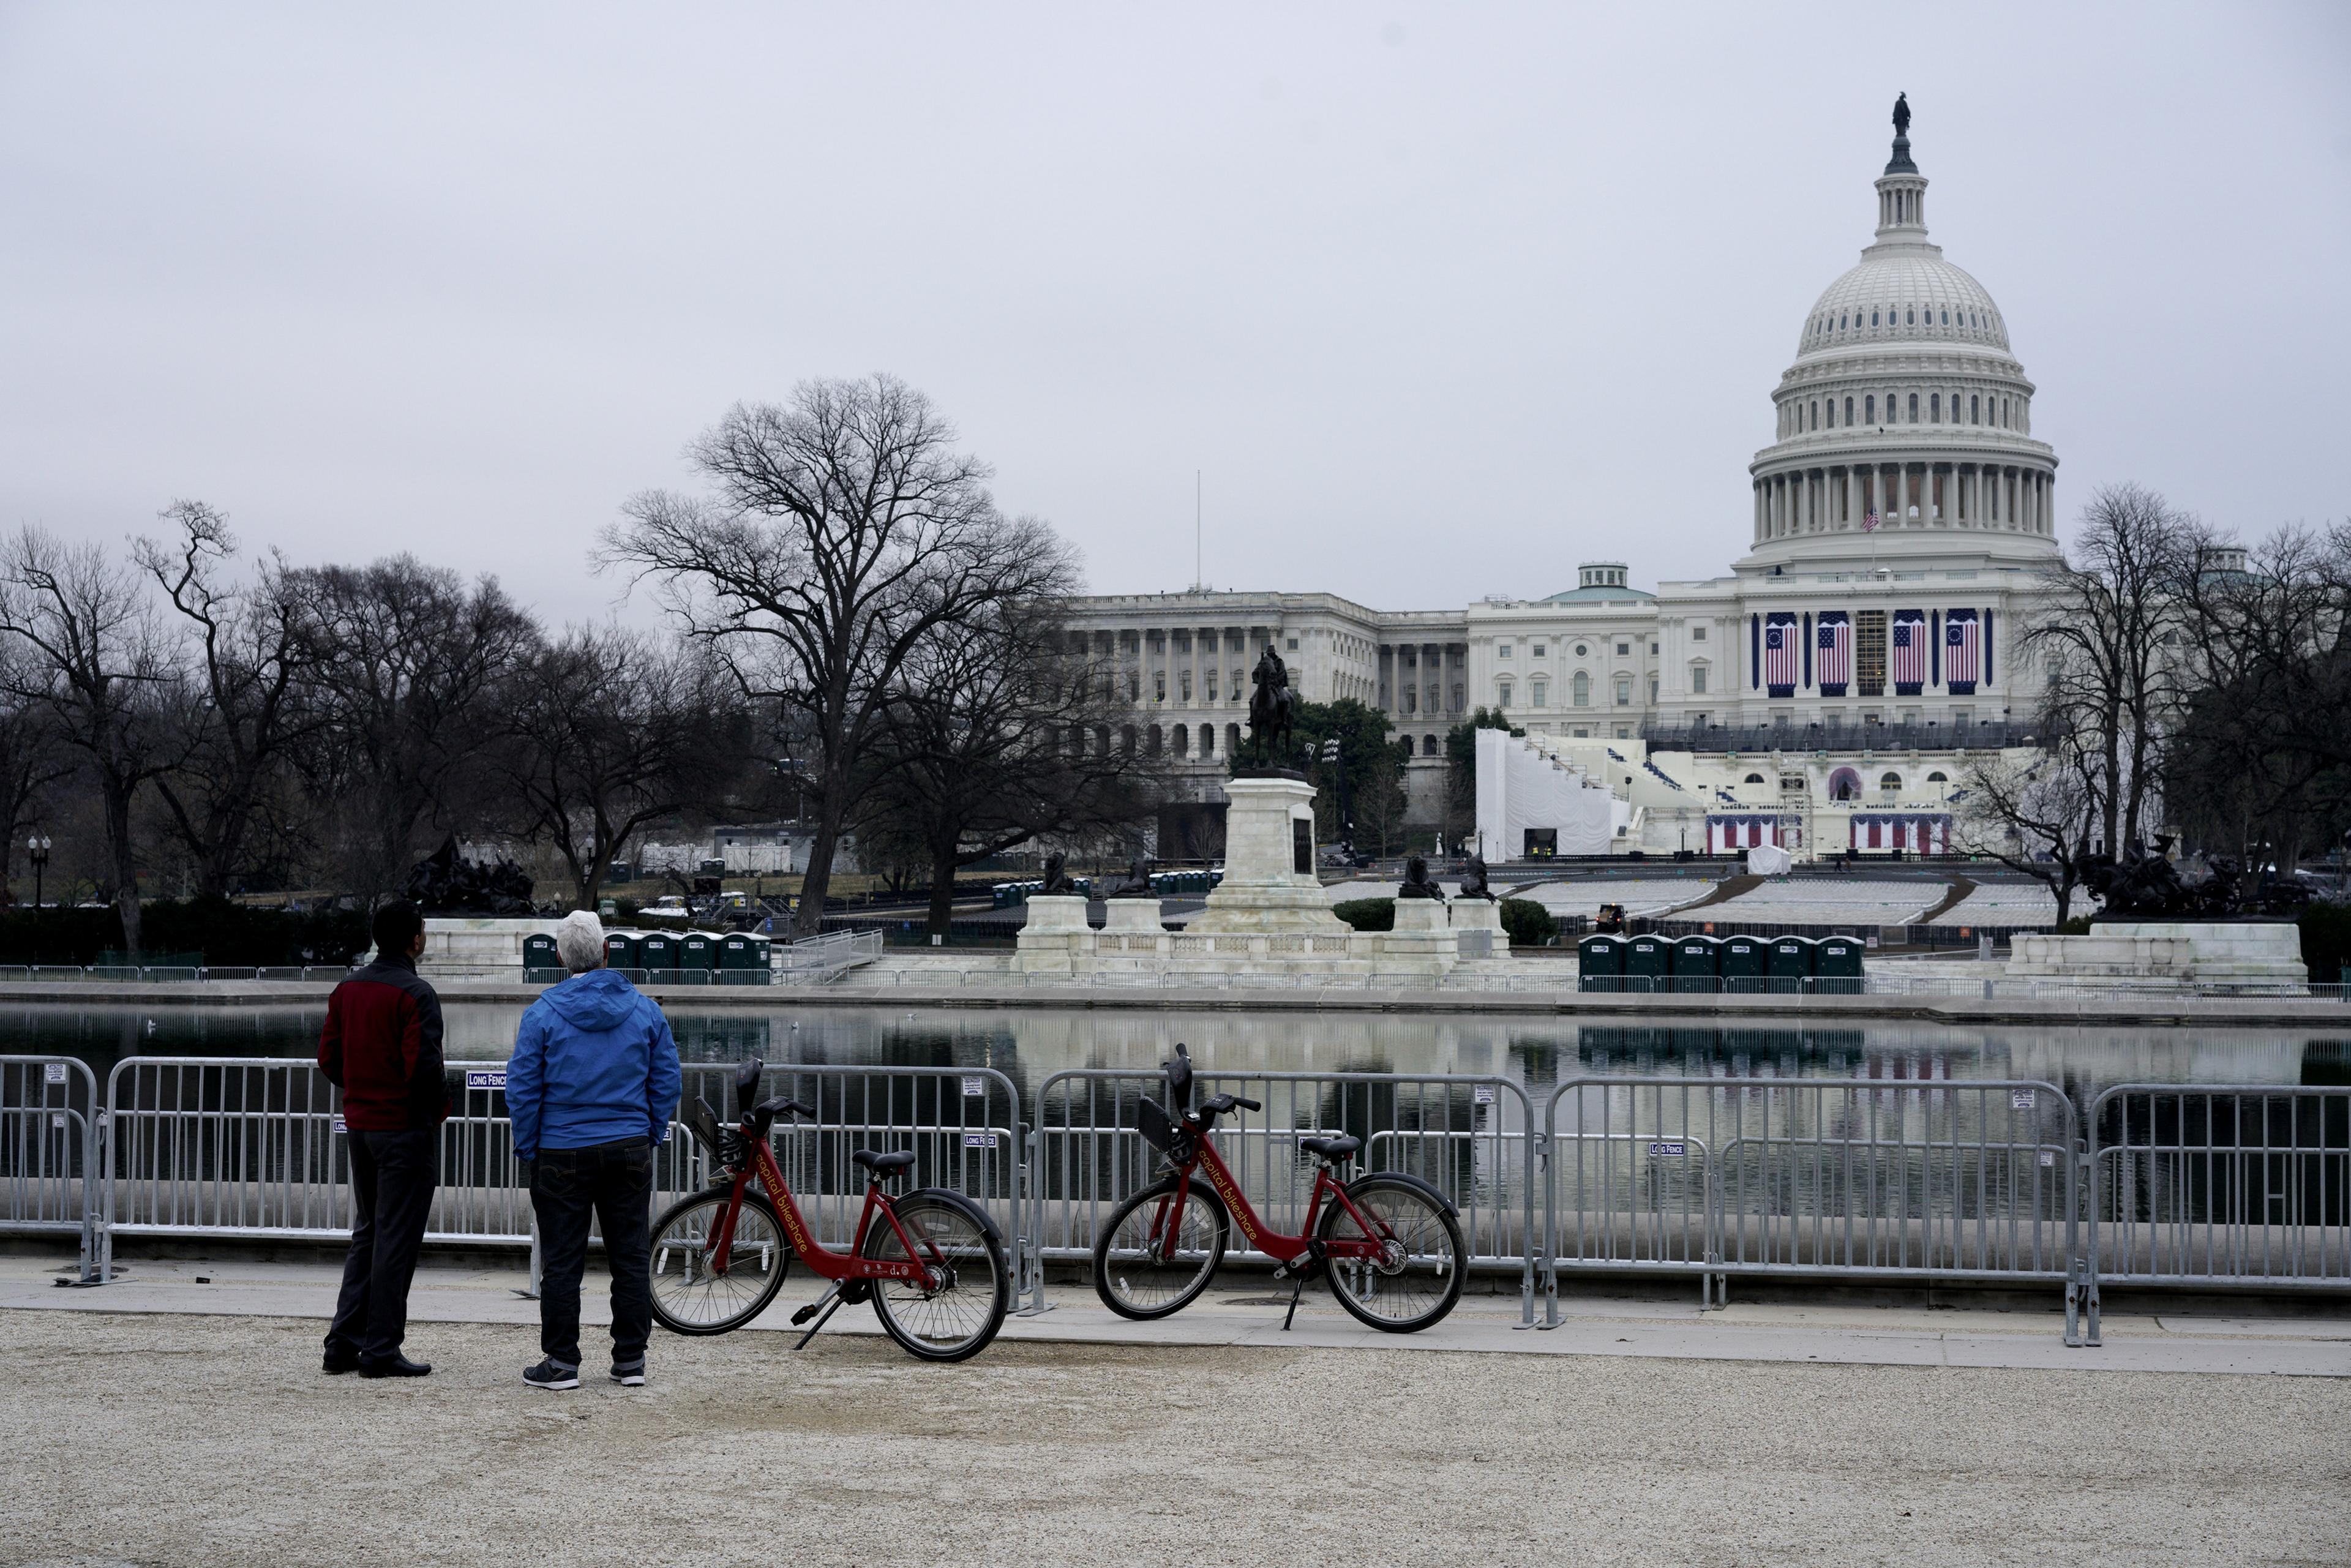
[3,1252,2346,1567]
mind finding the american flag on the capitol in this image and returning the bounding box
[1945,609,1980,689]
[1763,617,1799,688]
[1861,511,1880,532]
[1891,612,1927,686]
[1817,613,1850,689]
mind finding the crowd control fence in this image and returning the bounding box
[1025,1067,1537,1318]
[0,1056,102,1281]
[17,1057,2347,1337]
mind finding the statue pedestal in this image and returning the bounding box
[1013,895,1095,973]
[1185,776,1346,936]
[1101,898,1164,934]
[420,916,555,977]
[2008,921,2308,984]
[1451,898,1504,958]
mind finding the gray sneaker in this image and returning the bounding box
[610,1362,646,1387]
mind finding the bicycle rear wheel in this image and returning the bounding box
[861,1192,1009,1362]
[1091,1176,1227,1319]
[648,1189,791,1335]
[1317,1175,1464,1334]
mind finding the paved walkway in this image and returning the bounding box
[10,1254,2347,1376]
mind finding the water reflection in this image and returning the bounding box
[4,1002,2345,1114]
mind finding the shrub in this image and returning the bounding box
[1499,896,1558,947]
[1331,898,1394,932]
[2301,900,2351,982]
[2055,914,2093,935]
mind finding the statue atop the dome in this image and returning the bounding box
[1892,92,1911,139]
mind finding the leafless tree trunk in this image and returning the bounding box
[604,375,1076,935]
[0,529,184,949]
[1954,735,2102,923]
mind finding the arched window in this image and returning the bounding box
[1744,773,1765,784]
[1809,400,1818,430]
[1930,393,1941,422]
[1572,671,1590,706]
[1146,726,1163,756]
[1199,723,1214,757]
[1531,679,1548,706]
[1879,771,1903,792]
[1121,724,1138,754]
[1926,770,1948,782]
[1970,394,1979,424]
[1171,726,1188,757]
[1907,392,1919,423]
[1423,735,1439,756]
[1905,306,1915,324]
[1828,767,1862,801]
[1844,396,1854,424]
[1870,309,1880,326]
[1865,394,1875,424]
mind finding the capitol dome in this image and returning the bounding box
[1741,103,2058,573]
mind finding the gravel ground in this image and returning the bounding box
[4,1310,2347,1568]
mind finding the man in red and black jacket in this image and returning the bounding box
[318,901,449,1378]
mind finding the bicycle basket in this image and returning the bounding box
[1136,1095,1174,1153]
[689,1097,743,1166]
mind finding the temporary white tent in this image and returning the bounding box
[1475,729,1625,861]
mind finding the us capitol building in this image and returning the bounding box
[1060,106,2057,862]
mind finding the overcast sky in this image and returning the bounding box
[3,3,2346,626]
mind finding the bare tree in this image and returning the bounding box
[604,375,1076,934]
[858,604,1164,934]
[133,501,324,897]
[291,557,539,904]
[1954,732,2102,923]
[498,625,749,911]
[2019,482,2191,858]
[0,528,184,948]
[0,645,73,897]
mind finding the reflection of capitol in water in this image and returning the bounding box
[467,1007,2341,1114]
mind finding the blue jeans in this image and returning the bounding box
[529,1138,654,1371]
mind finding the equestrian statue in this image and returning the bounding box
[1242,643,1298,768]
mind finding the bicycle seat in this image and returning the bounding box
[852,1149,918,1179]
[1299,1135,1360,1161]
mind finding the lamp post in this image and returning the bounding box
[27,833,50,912]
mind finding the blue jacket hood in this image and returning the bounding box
[542,967,643,1032]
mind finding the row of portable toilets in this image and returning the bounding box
[1577,931,1865,993]
[523,929,774,985]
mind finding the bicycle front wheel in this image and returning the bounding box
[648,1188,791,1335]
[1318,1174,1464,1334]
[1091,1176,1227,1319]
[861,1192,1010,1362]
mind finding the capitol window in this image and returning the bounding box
[1532,643,1547,658]
[1497,680,1512,707]
[1907,392,1919,422]
[1614,676,1631,707]
[1531,679,1547,706]
[1690,665,1708,694]
[1692,625,1706,641]
[1865,394,1876,423]
[1498,643,1512,659]
[1870,309,1879,326]
[1971,394,1980,424]
[1574,643,1587,657]
[1616,641,1629,655]
[1930,393,1941,422]
[1572,672,1590,706]
[1810,400,1818,429]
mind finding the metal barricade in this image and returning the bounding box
[0,1056,102,1281]
[2084,1083,2351,1344]
[677,1062,1028,1301]
[1029,1067,1537,1318]
[1541,1075,2086,1340]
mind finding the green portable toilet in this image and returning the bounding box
[1719,934,1767,990]
[677,930,717,970]
[1622,934,1670,987]
[1813,935,1865,992]
[1766,936,1814,989]
[636,931,680,975]
[1577,932,1625,992]
[603,931,642,973]
[522,932,561,980]
[1669,934,1721,992]
[716,931,770,984]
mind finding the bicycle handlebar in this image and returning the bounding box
[1194,1093,1262,1120]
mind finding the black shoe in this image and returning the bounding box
[610,1362,645,1387]
[323,1352,362,1375]
[358,1354,432,1379]
[523,1358,580,1391]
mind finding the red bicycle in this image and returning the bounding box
[647,1059,1010,1361]
[1091,1046,1465,1332]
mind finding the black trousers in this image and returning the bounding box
[327,1127,440,1365]
[530,1138,654,1371]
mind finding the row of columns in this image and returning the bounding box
[1376,641,1468,721]
[1752,463,2051,543]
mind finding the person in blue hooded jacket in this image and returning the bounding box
[506,910,681,1391]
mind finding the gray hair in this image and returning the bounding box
[554,910,607,973]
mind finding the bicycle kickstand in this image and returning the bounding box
[789,1284,844,1349]
[1281,1272,1305,1332]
